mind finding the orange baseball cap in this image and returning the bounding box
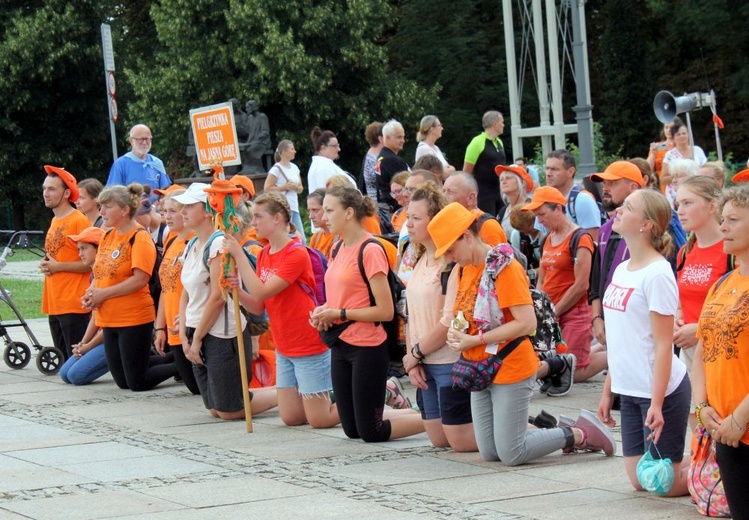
[231,174,256,199]
[495,164,535,190]
[590,160,645,187]
[427,202,478,258]
[68,226,104,246]
[44,165,79,202]
[521,186,567,211]
[153,184,184,197]
[732,169,749,183]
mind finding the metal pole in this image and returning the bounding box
[570,0,595,176]
[544,0,566,149]
[532,0,553,158]
[105,73,118,163]
[502,0,523,160]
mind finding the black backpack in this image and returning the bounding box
[333,238,407,361]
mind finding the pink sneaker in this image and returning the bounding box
[385,376,412,410]
[574,409,616,456]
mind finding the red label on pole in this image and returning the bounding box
[110,97,118,123]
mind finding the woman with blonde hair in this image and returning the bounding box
[414,115,455,175]
[401,184,477,451]
[83,183,176,391]
[598,189,691,495]
[697,161,726,188]
[265,139,305,243]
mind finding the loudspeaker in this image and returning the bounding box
[653,91,710,124]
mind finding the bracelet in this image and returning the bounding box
[591,315,604,325]
[411,344,424,362]
[478,329,485,344]
[730,414,747,432]
[340,309,347,322]
[695,401,709,429]
[154,328,165,333]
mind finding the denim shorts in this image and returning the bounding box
[416,362,472,425]
[276,349,332,396]
[620,374,691,462]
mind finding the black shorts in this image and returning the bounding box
[191,328,249,413]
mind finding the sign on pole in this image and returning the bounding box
[101,23,117,162]
[189,102,241,171]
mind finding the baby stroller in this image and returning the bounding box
[0,230,65,375]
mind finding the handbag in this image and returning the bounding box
[318,321,353,348]
[450,336,526,392]
[687,426,731,517]
[636,440,675,495]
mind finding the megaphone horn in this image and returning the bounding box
[653,91,702,124]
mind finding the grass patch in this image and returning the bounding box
[0,278,44,320]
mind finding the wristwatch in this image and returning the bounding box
[412,343,424,361]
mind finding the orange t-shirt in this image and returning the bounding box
[42,210,91,315]
[310,230,335,260]
[375,236,397,270]
[362,215,382,235]
[324,236,389,346]
[472,209,508,246]
[647,142,673,192]
[391,208,407,233]
[697,271,749,444]
[159,233,194,345]
[93,227,157,327]
[441,260,538,384]
[539,230,594,308]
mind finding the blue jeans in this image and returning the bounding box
[291,211,306,243]
[59,344,109,385]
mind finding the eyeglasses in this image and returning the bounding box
[390,189,403,198]
[403,187,416,194]
[325,143,340,149]
[131,137,152,143]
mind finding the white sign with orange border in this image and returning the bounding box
[189,102,241,171]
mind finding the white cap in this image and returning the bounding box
[173,182,210,205]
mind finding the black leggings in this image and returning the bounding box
[103,323,176,391]
[331,340,391,442]
[169,343,200,395]
[716,441,749,519]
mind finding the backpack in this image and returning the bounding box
[567,185,609,226]
[186,231,269,336]
[104,227,162,309]
[540,228,594,266]
[288,241,328,305]
[333,238,407,360]
[529,289,565,358]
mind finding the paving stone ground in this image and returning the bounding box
[0,318,701,520]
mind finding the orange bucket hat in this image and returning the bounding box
[68,226,104,246]
[153,184,185,197]
[427,202,478,258]
[44,165,79,203]
[521,186,568,212]
[231,174,256,199]
[495,164,535,190]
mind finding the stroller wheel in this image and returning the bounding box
[36,346,64,375]
[4,342,31,369]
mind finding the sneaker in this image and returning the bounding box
[573,409,616,456]
[548,353,577,397]
[532,409,558,429]
[385,376,412,410]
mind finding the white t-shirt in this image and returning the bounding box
[602,259,686,398]
[414,142,448,168]
[307,156,353,193]
[269,162,301,212]
[181,233,245,339]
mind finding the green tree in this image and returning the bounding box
[124,0,436,176]
[0,1,112,229]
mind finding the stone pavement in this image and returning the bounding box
[0,261,44,281]
[0,319,701,520]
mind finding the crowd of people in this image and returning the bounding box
[38,116,748,518]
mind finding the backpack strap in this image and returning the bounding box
[676,245,687,272]
[200,230,226,270]
[155,221,167,251]
[477,212,498,227]
[163,234,179,256]
[567,185,582,221]
[714,270,733,291]
[332,239,344,259]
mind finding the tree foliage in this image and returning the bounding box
[124,0,437,175]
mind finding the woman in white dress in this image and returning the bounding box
[265,139,305,242]
[414,115,455,178]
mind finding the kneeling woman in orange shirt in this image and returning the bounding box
[83,184,176,391]
[430,202,614,465]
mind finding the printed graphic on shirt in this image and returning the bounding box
[602,283,635,312]
[680,263,716,287]
[159,256,182,293]
[541,249,563,271]
[94,242,133,281]
[45,222,71,258]
[699,292,748,363]
[259,265,277,283]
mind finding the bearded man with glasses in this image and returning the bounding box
[107,124,172,197]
